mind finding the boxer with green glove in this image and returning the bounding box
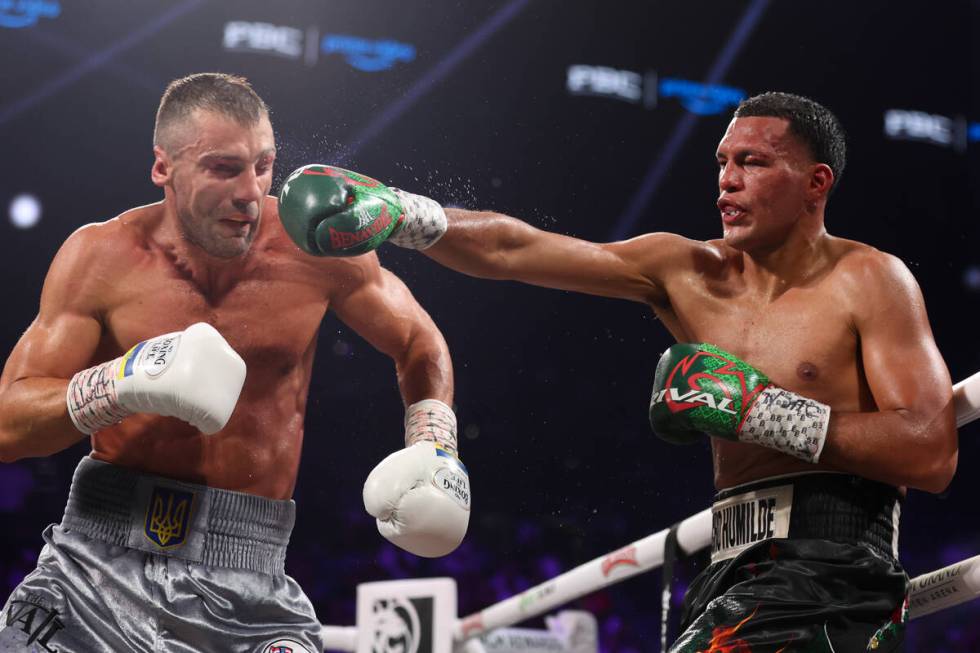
[277,163,447,257]
[649,343,829,462]
[368,91,956,650]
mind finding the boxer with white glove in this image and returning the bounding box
[363,399,470,557]
[66,322,246,435]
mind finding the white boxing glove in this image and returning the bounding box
[363,399,470,557]
[363,440,470,557]
[67,322,246,435]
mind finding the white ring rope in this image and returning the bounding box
[321,372,980,651]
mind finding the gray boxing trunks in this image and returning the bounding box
[0,457,322,653]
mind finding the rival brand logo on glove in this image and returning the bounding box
[650,387,737,414]
[144,486,195,548]
[601,545,639,577]
[0,0,61,29]
[653,350,766,418]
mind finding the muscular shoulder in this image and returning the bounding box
[65,203,162,264]
[832,239,922,318]
[834,240,915,291]
[41,207,157,317]
[613,231,722,276]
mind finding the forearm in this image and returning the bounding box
[395,335,454,406]
[0,377,85,462]
[394,333,457,455]
[424,208,531,280]
[820,408,957,493]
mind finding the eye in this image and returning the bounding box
[212,164,240,176]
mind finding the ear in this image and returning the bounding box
[808,163,834,201]
[151,145,171,187]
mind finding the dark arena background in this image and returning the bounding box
[1,1,978,650]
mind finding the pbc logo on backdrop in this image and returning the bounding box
[883,109,971,151]
[369,596,433,653]
[566,65,657,107]
[223,21,303,59]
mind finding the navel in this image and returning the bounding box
[797,361,819,381]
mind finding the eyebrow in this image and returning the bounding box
[716,148,770,159]
[200,149,277,164]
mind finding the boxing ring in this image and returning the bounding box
[319,372,980,653]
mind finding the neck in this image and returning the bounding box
[740,218,829,299]
[156,201,251,299]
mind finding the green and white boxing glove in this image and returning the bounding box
[277,164,446,257]
[649,343,830,462]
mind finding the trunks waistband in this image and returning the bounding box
[61,457,295,575]
[710,472,901,564]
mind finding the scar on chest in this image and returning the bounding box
[796,362,819,381]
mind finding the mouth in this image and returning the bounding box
[717,200,747,225]
[219,216,255,237]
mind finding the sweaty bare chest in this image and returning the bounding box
[103,271,329,371]
[665,282,861,403]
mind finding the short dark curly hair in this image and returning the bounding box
[734,92,846,192]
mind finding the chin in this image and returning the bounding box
[722,229,750,251]
[213,241,252,259]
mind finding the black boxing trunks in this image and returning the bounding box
[670,472,908,653]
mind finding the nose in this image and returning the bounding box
[718,161,742,193]
[233,166,264,207]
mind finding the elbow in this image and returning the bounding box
[921,450,957,494]
[0,431,25,464]
[913,438,958,495]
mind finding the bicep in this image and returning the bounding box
[1,233,105,389]
[330,264,440,359]
[0,311,102,388]
[855,258,951,414]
